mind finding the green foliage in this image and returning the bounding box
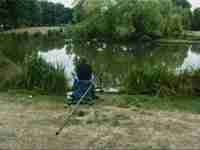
[16,53,69,95]
[161,14,183,37]
[0,0,73,29]
[68,0,189,41]
[131,0,162,34]
[172,0,191,9]
[192,8,200,30]
[124,65,200,96]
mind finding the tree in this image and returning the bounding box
[132,0,162,34]
[192,8,200,30]
[0,0,73,29]
[0,0,8,27]
[172,0,191,9]
[68,0,185,41]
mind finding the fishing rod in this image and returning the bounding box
[56,79,95,136]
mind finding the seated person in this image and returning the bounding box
[68,57,96,104]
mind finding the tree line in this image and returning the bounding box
[67,0,200,42]
[0,0,73,30]
[1,0,200,33]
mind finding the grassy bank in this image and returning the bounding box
[2,26,64,35]
[156,39,200,44]
[156,31,200,44]
[4,90,200,114]
[183,31,200,40]
[109,94,200,114]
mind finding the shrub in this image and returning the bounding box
[124,65,200,96]
[33,31,42,37]
[16,52,69,95]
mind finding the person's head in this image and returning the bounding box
[79,57,87,64]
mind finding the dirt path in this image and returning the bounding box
[0,93,200,150]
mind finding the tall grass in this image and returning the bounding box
[0,52,22,90]
[16,52,69,95]
[124,65,200,96]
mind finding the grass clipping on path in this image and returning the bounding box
[0,93,200,150]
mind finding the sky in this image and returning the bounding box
[189,0,200,10]
[48,0,73,7]
[50,0,200,9]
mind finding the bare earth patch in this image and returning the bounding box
[0,94,200,150]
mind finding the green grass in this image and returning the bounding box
[2,89,200,114]
[4,89,65,105]
[124,64,200,96]
[112,94,200,114]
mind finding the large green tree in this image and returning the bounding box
[68,0,186,41]
[192,8,200,30]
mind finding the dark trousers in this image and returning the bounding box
[71,79,95,101]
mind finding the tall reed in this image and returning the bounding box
[124,64,200,96]
[16,52,69,95]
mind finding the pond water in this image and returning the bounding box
[1,34,200,88]
[178,46,200,70]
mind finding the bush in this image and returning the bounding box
[124,65,200,96]
[33,31,42,38]
[16,52,69,95]
[0,53,22,90]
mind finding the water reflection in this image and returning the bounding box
[178,46,200,71]
[39,46,76,86]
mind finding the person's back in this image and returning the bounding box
[76,63,92,81]
[67,57,96,104]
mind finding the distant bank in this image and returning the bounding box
[2,26,64,35]
[156,31,200,44]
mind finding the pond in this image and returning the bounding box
[1,34,200,89]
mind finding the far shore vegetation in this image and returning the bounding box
[67,0,200,43]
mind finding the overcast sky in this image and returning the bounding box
[48,0,73,7]
[50,0,200,9]
[189,0,200,10]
